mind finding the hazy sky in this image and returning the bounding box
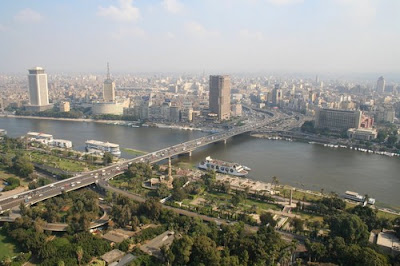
[0,0,399,74]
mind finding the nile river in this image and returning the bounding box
[1,117,399,208]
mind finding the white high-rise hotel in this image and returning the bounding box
[28,67,49,106]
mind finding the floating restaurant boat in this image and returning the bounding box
[198,156,249,177]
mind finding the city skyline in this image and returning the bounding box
[0,0,399,74]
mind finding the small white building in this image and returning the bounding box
[0,129,6,136]
[27,132,54,144]
[51,139,72,149]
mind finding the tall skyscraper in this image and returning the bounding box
[209,75,231,121]
[376,76,385,93]
[271,83,282,106]
[103,63,115,102]
[28,67,49,106]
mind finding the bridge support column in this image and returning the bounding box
[188,151,192,157]
[223,139,227,145]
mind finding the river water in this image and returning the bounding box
[1,117,399,208]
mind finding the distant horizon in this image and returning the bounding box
[1,69,399,83]
[1,0,399,75]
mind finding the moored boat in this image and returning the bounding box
[198,156,248,177]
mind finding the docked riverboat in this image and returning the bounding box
[198,156,249,177]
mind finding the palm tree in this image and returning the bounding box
[272,176,279,189]
[76,246,83,266]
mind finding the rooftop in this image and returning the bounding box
[86,140,119,148]
[101,249,126,264]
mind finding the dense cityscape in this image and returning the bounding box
[0,0,400,265]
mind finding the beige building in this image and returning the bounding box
[231,103,242,117]
[103,63,115,102]
[315,108,362,131]
[92,102,124,115]
[59,101,70,112]
[27,67,49,107]
[347,128,378,140]
[209,75,231,121]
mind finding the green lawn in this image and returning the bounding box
[0,228,21,260]
[122,148,147,156]
[276,186,323,202]
[109,174,150,196]
[0,167,29,191]
[28,151,98,172]
[376,210,399,220]
[243,199,282,212]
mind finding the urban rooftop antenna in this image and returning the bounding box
[107,62,110,80]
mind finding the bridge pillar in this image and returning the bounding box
[223,139,227,145]
[188,151,192,157]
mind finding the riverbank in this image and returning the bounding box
[251,133,400,159]
[175,158,400,216]
[0,114,122,124]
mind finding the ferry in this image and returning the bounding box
[85,140,121,157]
[198,156,249,177]
[343,191,375,205]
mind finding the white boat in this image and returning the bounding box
[85,140,121,157]
[343,191,375,205]
[198,156,248,177]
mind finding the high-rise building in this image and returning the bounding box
[315,108,362,131]
[209,75,231,121]
[28,67,49,107]
[271,84,282,106]
[376,76,385,93]
[103,63,115,102]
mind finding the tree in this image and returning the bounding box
[305,239,326,262]
[290,217,304,233]
[376,130,388,143]
[190,235,220,266]
[325,213,369,245]
[156,183,170,198]
[167,235,194,265]
[12,154,34,177]
[387,135,398,145]
[76,246,83,266]
[260,212,277,227]
[272,176,279,189]
[172,188,187,201]
[103,152,113,166]
[231,192,245,207]
[131,216,139,231]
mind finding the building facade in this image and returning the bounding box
[271,84,282,106]
[209,75,231,121]
[315,108,362,131]
[60,101,70,112]
[103,63,115,102]
[376,76,385,93]
[347,128,378,141]
[28,67,49,106]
